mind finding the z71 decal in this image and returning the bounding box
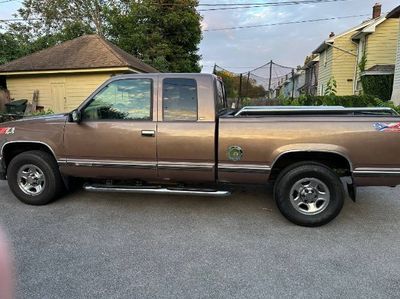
[374,122,400,132]
[0,127,15,135]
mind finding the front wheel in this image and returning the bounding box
[274,162,344,227]
[7,150,64,205]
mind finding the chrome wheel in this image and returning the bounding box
[17,164,46,196]
[289,178,330,216]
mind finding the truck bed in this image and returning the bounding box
[218,109,400,187]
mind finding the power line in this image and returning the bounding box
[0,0,19,4]
[198,0,348,6]
[203,13,370,31]
[0,0,350,8]
[0,18,36,22]
[198,0,350,11]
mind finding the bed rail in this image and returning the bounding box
[234,106,398,117]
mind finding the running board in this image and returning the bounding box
[83,184,231,197]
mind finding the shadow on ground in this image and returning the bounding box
[0,181,399,298]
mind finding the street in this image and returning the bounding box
[1,181,400,298]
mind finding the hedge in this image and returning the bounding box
[361,75,394,102]
[279,95,400,113]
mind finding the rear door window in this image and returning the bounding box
[162,78,198,121]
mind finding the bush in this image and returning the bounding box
[279,95,400,113]
[361,75,394,102]
[29,109,54,116]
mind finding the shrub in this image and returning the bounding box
[279,95,400,113]
[360,75,394,102]
[29,109,54,116]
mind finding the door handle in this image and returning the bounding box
[141,130,155,137]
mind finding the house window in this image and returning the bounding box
[83,79,152,121]
[163,78,198,121]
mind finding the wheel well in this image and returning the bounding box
[2,142,56,168]
[269,151,352,181]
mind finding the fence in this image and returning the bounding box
[213,61,295,107]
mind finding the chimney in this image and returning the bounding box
[373,3,382,19]
[329,32,335,38]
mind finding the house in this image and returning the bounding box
[390,6,400,104]
[352,4,400,99]
[301,54,319,96]
[277,69,304,99]
[313,3,400,97]
[0,35,158,113]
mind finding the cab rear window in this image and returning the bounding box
[162,78,198,121]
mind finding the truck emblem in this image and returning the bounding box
[374,122,400,132]
[227,146,243,161]
[0,127,15,135]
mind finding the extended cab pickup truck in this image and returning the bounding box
[1,73,400,226]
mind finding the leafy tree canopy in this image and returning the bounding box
[1,0,202,72]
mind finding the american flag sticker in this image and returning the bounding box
[374,122,400,132]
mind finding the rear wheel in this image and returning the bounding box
[7,150,64,205]
[274,162,344,227]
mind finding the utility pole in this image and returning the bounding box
[245,72,250,97]
[291,69,295,101]
[237,73,243,108]
[212,63,217,74]
[268,60,273,99]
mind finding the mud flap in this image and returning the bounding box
[347,182,357,202]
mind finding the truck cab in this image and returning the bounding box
[62,73,225,183]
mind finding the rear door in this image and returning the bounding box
[156,76,216,183]
[62,77,158,180]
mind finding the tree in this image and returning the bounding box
[1,0,202,72]
[0,32,30,65]
[106,0,202,72]
[13,0,109,36]
[324,77,337,96]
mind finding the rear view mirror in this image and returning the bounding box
[71,110,82,123]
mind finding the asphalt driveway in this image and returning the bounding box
[0,181,400,298]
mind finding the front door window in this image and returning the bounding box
[83,79,152,121]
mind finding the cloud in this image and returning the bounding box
[200,0,400,73]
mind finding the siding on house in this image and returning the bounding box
[6,72,121,112]
[365,19,399,69]
[331,33,358,95]
[317,47,333,95]
[392,21,400,103]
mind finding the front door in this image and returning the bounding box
[62,78,158,180]
[51,82,66,113]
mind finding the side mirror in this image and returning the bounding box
[70,110,82,123]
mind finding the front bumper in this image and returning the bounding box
[0,157,6,180]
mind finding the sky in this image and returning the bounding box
[1,0,399,73]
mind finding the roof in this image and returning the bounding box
[303,55,319,69]
[361,64,395,76]
[312,17,378,54]
[0,35,158,74]
[352,15,390,40]
[387,5,400,18]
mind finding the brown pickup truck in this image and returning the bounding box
[1,73,400,226]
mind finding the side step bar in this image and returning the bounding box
[83,184,231,197]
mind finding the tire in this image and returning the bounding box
[7,150,64,205]
[274,162,344,227]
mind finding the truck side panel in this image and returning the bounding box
[218,116,400,186]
